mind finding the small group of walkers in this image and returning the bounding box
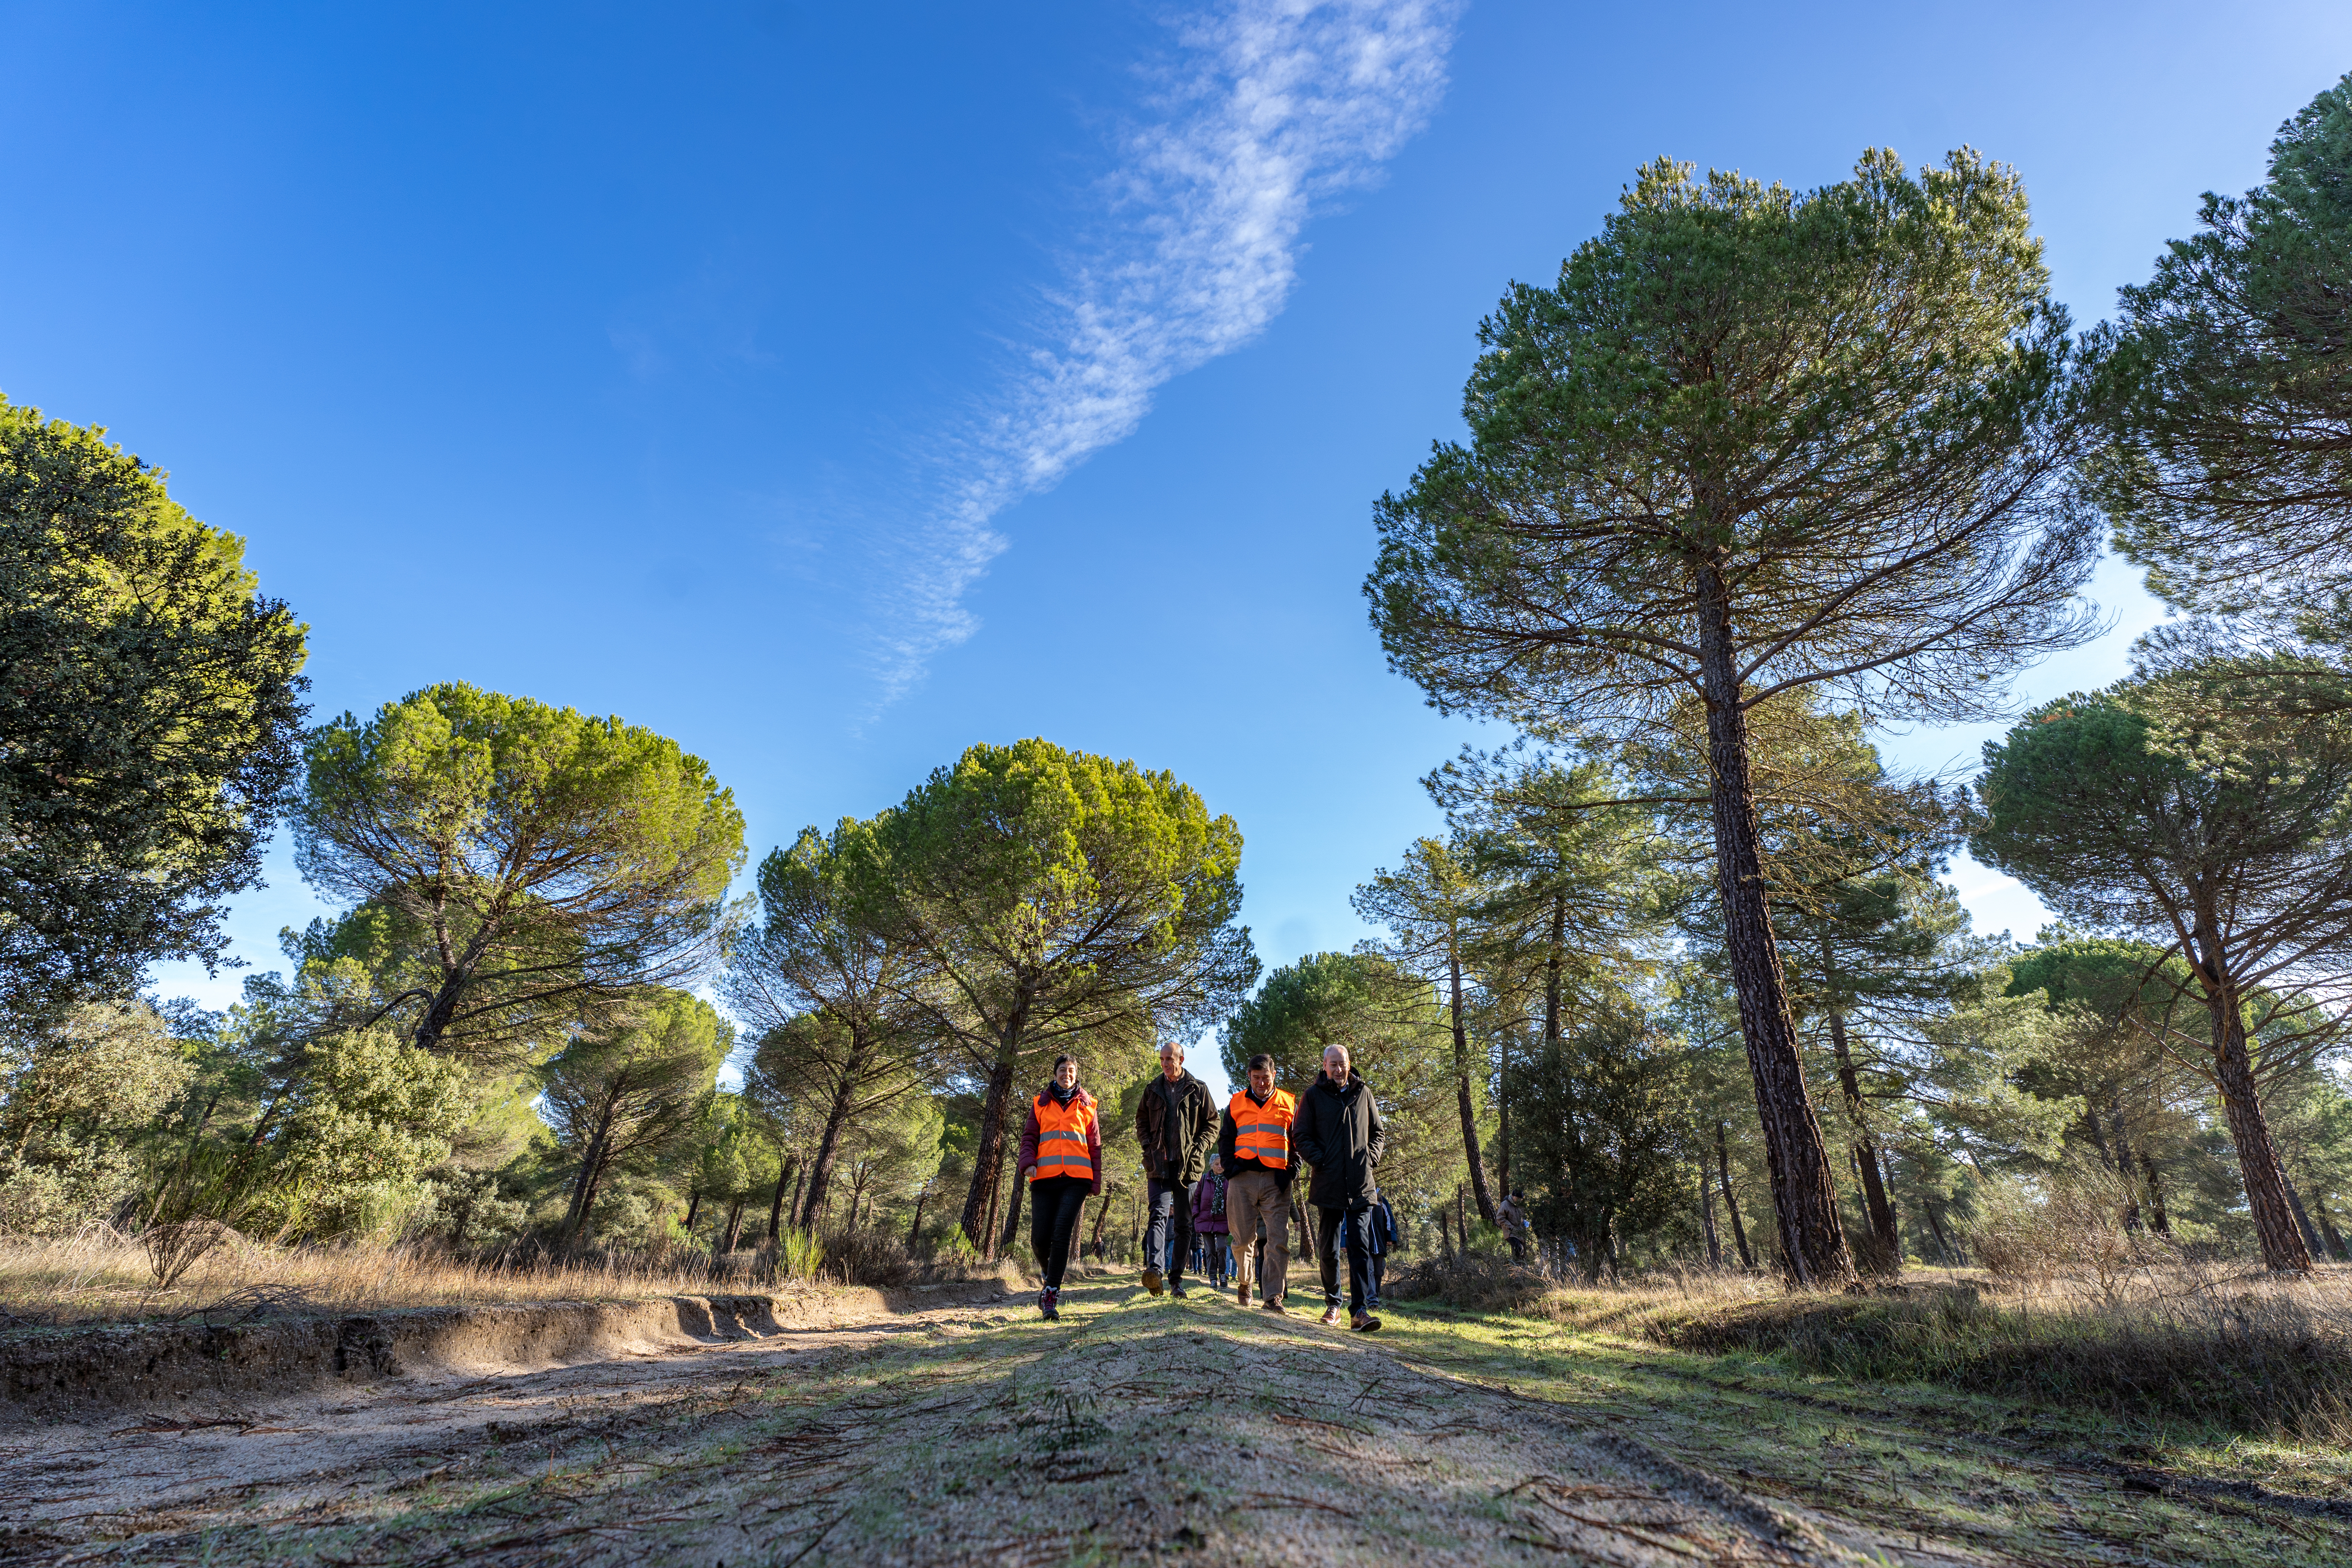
[1016,1038,1390,1331]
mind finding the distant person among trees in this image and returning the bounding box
[1363,1193,1398,1302]
[1218,1053,1298,1312]
[1016,1054,1102,1321]
[1192,1166,1232,1290]
[1136,1039,1219,1299]
[1294,1044,1386,1332]
[1498,1191,1531,1263]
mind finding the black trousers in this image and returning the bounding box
[1030,1176,1090,1289]
[1315,1205,1377,1313]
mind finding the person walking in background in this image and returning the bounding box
[1192,1165,1232,1290]
[1137,1040,1219,1299]
[1499,1189,1531,1262]
[1363,1192,1398,1303]
[1292,1043,1386,1332]
[1219,1053,1298,1313]
[1016,1054,1102,1321]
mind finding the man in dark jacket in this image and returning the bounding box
[1291,1043,1386,1331]
[1136,1040,1219,1297]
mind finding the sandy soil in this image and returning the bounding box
[0,1276,2046,1565]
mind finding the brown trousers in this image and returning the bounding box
[1226,1168,1291,1300]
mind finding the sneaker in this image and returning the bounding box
[1142,1268,1164,1296]
[1319,1305,1343,1327]
[1352,1311,1381,1333]
[1039,1288,1059,1322]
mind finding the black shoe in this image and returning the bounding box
[1170,1279,1188,1299]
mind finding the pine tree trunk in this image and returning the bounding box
[721,1196,747,1254]
[1496,1031,1512,1200]
[1921,1197,1957,1264]
[1543,893,1565,1054]
[958,1050,1021,1257]
[684,1187,702,1230]
[1451,946,1498,1227]
[2285,1171,2327,1264]
[1698,1158,1722,1267]
[1825,998,1900,1270]
[2110,1094,2143,1232]
[2310,1194,2348,1261]
[799,1035,873,1229]
[999,1162,1025,1253]
[2198,939,2313,1272]
[2140,1151,2173,1237]
[787,1166,806,1229]
[1715,1120,1756,1270]
[768,1156,797,1243]
[906,1181,931,1249]
[1696,572,1854,1288]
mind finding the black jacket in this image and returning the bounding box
[1136,1069,1220,1185]
[1292,1071,1385,1209]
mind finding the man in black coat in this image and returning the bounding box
[1290,1043,1386,1331]
[1136,1039,1219,1297]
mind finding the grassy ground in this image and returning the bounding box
[1377,1292,2352,1567]
[13,1268,2352,1565]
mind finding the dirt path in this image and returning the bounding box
[0,1277,2113,1565]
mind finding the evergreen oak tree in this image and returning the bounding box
[0,400,307,1028]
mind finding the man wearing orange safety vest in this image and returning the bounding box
[1216,1052,1299,1312]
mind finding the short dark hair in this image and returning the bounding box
[1052,1053,1077,1072]
[1246,1053,1275,1074]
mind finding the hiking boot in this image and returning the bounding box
[1235,1283,1250,1308]
[1142,1267,1164,1296]
[1352,1310,1381,1333]
[1319,1305,1343,1327]
[1262,1298,1288,1315]
[1169,1279,1188,1299]
[1039,1288,1059,1322]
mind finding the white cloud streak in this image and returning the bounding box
[867,0,1462,702]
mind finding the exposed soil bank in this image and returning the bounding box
[0,1281,1009,1418]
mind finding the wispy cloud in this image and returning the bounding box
[866,0,1462,703]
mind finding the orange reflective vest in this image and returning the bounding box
[1229,1089,1296,1171]
[1029,1092,1098,1184]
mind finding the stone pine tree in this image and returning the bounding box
[295,684,746,1065]
[2092,71,2352,622]
[539,989,728,1244]
[1971,682,2352,1272]
[1365,150,2100,1285]
[0,399,308,1030]
[1353,837,1500,1226]
[869,739,1257,1258]
[725,819,927,1228]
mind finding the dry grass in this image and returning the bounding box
[0,1225,931,1329]
[1395,1247,2352,1439]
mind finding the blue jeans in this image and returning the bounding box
[1143,1177,1195,1281]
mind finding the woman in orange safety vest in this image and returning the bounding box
[1016,1053,1102,1321]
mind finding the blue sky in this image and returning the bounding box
[6,1,2348,1093]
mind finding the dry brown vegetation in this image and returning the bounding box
[1391,1248,2352,1440]
[0,1224,1025,1328]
